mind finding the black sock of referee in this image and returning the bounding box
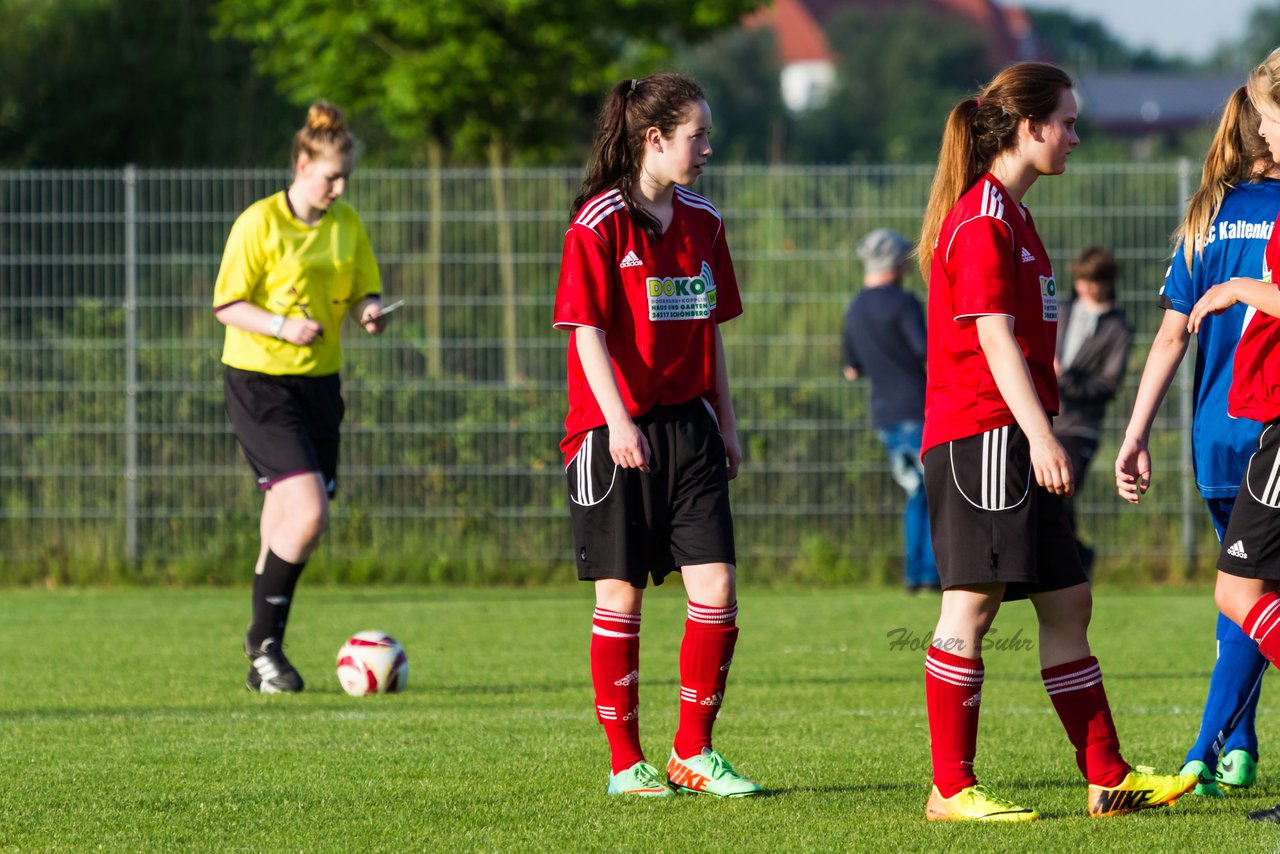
[247,549,306,651]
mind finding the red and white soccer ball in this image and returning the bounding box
[336,630,409,697]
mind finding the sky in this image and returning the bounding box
[999,0,1262,61]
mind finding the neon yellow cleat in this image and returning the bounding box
[607,761,675,797]
[666,749,762,797]
[1088,767,1196,816]
[925,784,1039,821]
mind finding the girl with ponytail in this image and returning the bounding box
[917,62,1195,821]
[554,73,760,798]
[1117,77,1280,798]
[213,101,392,693]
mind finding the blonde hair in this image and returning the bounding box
[918,62,1074,278]
[1174,87,1267,271]
[291,101,355,166]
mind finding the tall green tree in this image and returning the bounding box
[795,4,987,163]
[0,0,295,166]
[216,0,759,382]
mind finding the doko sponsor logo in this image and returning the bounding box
[647,261,717,321]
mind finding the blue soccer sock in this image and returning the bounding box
[1185,612,1267,766]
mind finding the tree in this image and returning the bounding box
[0,0,295,166]
[216,0,759,382]
[793,4,987,163]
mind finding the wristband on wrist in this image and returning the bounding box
[268,314,286,339]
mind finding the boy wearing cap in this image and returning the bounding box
[842,228,940,592]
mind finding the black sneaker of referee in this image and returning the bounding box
[245,636,305,693]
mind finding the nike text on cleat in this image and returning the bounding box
[245,636,304,693]
[607,761,675,797]
[925,784,1038,821]
[1180,759,1224,798]
[666,749,762,797]
[1217,748,1258,788]
[1087,767,1196,816]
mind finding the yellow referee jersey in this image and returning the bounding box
[213,191,381,376]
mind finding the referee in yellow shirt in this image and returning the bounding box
[213,102,390,693]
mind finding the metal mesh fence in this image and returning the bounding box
[0,163,1210,581]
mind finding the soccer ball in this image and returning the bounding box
[336,630,409,697]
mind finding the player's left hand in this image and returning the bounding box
[722,427,743,480]
[361,304,389,335]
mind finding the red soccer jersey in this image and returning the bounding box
[922,174,1060,455]
[1229,216,1280,422]
[554,186,743,463]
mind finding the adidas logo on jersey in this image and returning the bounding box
[963,691,982,708]
[1021,247,1036,263]
[1228,540,1249,560]
[619,250,644,268]
[614,670,639,687]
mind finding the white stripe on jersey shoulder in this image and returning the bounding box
[575,189,626,231]
[674,185,722,219]
[942,181,1014,265]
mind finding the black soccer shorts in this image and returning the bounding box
[224,367,343,497]
[1219,420,1280,580]
[923,422,1086,599]
[565,398,736,587]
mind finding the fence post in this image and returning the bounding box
[1176,157,1195,578]
[124,164,139,564]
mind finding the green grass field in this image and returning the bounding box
[3,585,1280,851]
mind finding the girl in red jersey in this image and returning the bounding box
[917,62,1194,821]
[553,73,760,798]
[1187,49,1280,822]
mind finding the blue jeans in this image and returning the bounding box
[876,421,939,589]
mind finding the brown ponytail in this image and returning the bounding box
[919,62,1074,278]
[571,73,706,240]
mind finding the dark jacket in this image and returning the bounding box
[1053,296,1132,439]
[842,284,927,429]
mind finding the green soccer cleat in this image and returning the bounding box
[1087,766,1196,817]
[925,784,1039,821]
[607,761,675,797]
[1180,759,1225,798]
[1217,749,1258,789]
[666,749,763,797]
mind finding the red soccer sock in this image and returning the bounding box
[1245,592,1280,667]
[925,646,983,798]
[1042,656,1130,787]
[590,607,644,774]
[673,601,739,760]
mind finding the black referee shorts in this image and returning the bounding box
[1219,420,1280,580]
[923,422,1086,600]
[565,399,736,587]
[224,367,344,497]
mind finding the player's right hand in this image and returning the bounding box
[1114,435,1151,504]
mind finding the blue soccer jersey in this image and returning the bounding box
[1159,179,1280,497]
